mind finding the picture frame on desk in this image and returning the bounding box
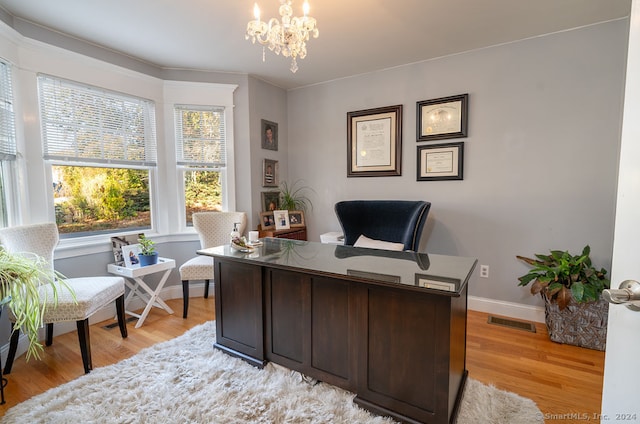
[260,211,276,230]
[122,244,142,269]
[274,210,290,230]
[288,210,305,228]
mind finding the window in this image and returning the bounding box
[0,59,16,228]
[38,75,157,237]
[175,105,227,225]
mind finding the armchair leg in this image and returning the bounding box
[204,279,210,299]
[182,280,189,319]
[3,325,20,374]
[46,323,54,346]
[76,319,92,374]
[115,294,128,338]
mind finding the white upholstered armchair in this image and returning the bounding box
[0,223,127,375]
[179,211,247,318]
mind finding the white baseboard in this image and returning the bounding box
[0,282,208,365]
[468,295,545,323]
[2,289,543,365]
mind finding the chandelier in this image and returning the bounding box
[245,0,319,73]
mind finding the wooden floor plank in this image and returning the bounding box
[0,301,604,423]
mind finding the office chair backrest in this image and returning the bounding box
[192,211,248,249]
[334,200,430,251]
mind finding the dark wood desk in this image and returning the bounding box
[198,239,476,424]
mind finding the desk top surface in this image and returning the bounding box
[198,239,476,295]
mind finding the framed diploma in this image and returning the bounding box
[417,142,464,181]
[417,94,468,141]
[347,104,402,177]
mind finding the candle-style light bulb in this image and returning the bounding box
[253,3,261,20]
[303,1,310,17]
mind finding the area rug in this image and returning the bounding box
[1,321,543,423]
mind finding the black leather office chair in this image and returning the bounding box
[334,200,431,251]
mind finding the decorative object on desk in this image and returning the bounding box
[261,190,281,212]
[0,247,72,360]
[417,142,464,181]
[260,119,278,150]
[347,105,402,177]
[230,236,254,253]
[110,233,144,266]
[260,211,276,230]
[278,179,314,212]
[516,245,610,350]
[122,244,142,269]
[288,210,305,228]
[274,210,290,230]
[262,158,279,187]
[417,93,468,141]
[137,235,158,266]
[0,321,543,423]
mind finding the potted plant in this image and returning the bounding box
[138,234,158,266]
[278,180,314,212]
[0,248,73,360]
[516,245,610,350]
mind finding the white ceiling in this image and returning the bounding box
[0,0,632,90]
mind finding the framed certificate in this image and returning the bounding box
[417,94,468,141]
[347,105,402,177]
[417,142,464,181]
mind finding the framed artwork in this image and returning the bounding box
[111,233,144,265]
[347,104,402,177]
[262,159,279,187]
[288,210,305,228]
[416,94,468,141]
[261,119,278,151]
[261,191,280,212]
[417,142,464,181]
[122,244,142,268]
[260,211,275,230]
[274,210,290,230]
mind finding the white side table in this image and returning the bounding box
[107,257,176,328]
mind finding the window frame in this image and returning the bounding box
[37,74,159,239]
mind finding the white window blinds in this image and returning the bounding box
[175,105,226,168]
[0,60,16,161]
[38,75,157,166]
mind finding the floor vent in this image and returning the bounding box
[487,315,536,333]
[102,317,138,330]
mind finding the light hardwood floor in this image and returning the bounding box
[0,298,605,423]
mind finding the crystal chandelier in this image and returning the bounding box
[245,0,319,73]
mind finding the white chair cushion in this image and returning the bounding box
[39,276,125,323]
[179,255,214,281]
[354,235,405,251]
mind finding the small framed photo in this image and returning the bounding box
[111,233,144,265]
[347,104,402,177]
[122,244,142,268]
[261,191,280,212]
[261,119,278,151]
[260,211,276,230]
[417,94,468,141]
[263,159,279,187]
[274,210,290,230]
[417,142,464,181]
[288,210,305,228]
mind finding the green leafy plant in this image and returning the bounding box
[516,245,610,310]
[138,234,156,255]
[278,180,314,213]
[0,248,74,360]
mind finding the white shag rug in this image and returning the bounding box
[1,321,543,423]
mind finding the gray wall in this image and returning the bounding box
[287,20,628,307]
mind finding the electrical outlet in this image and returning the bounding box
[480,265,489,278]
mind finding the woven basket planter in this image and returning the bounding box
[543,294,609,351]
